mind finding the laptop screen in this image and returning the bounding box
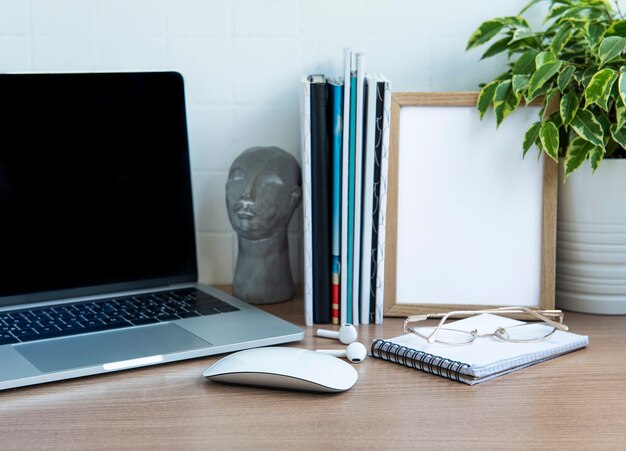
[0,72,197,305]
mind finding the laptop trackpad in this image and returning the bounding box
[15,323,211,373]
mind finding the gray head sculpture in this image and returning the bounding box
[226,146,302,304]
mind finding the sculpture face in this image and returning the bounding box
[226,147,301,241]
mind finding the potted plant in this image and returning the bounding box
[467,0,626,314]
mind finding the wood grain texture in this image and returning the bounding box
[383,95,401,317]
[539,94,560,311]
[384,92,557,317]
[0,289,623,450]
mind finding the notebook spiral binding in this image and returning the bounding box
[371,339,470,382]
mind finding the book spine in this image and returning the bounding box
[373,79,392,325]
[329,81,343,326]
[299,76,313,326]
[359,75,378,325]
[370,339,470,383]
[351,53,365,326]
[346,74,357,325]
[369,79,385,324]
[340,48,352,326]
[310,75,332,324]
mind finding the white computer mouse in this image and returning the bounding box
[203,347,358,393]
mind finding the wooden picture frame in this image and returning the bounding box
[383,92,558,317]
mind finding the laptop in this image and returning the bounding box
[0,71,304,391]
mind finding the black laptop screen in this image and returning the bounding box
[0,72,197,301]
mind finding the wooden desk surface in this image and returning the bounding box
[1,290,625,450]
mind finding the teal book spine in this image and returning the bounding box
[346,74,357,324]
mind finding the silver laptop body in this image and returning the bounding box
[0,72,304,391]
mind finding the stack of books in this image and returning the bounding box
[300,49,392,326]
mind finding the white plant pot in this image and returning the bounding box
[556,159,626,314]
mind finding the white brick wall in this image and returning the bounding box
[0,0,552,284]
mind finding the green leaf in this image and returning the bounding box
[540,121,560,162]
[598,36,626,66]
[476,80,500,119]
[597,72,618,111]
[493,80,520,126]
[618,66,626,107]
[501,16,531,28]
[541,89,560,118]
[513,49,539,75]
[536,51,557,67]
[585,22,607,49]
[528,61,563,99]
[509,25,535,44]
[481,36,513,59]
[547,110,563,129]
[570,109,604,146]
[560,92,580,126]
[523,121,542,157]
[564,137,593,179]
[544,4,570,23]
[616,95,626,128]
[606,20,626,38]
[467,20,505,50]
[512,74,530,94]
[607,139,619,157]
[581,66,600,86]
[557,65,576,92]
[610,123,626,148]
[584,68,617,110]
[551,23,572,54]
[559,5,605,22]
[590,145,605,171]
[596,111,612,142]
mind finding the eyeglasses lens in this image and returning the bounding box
[498,323,556,341]
[413,327,475,345]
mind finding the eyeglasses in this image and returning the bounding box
[403,306,569,345]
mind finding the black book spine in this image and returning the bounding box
[309,76,332,324]
[369,81,385,323]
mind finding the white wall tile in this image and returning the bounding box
[0,37,30,71]
[166,0,230,37]
[31,0,96,36]
[97,0,166,37]
[31,36,98,71]
[233,106,300,157]
[0,0,29,35]
[365,38,431,91]
[192,171,232,233]
[167,37,232,103]
[301,0,367,39]
[431,37,509,91]
[300,39,361,77]
[197,233,236,284]
[97,38,166,70]
[234,39,301,106]
[234,0,299,37]
[187,105,234,171]
[363,0,429,39]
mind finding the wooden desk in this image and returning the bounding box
[0,291,625,450]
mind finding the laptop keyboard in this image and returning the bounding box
[0,288,239,345]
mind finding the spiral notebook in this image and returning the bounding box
[371,314,589,385]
